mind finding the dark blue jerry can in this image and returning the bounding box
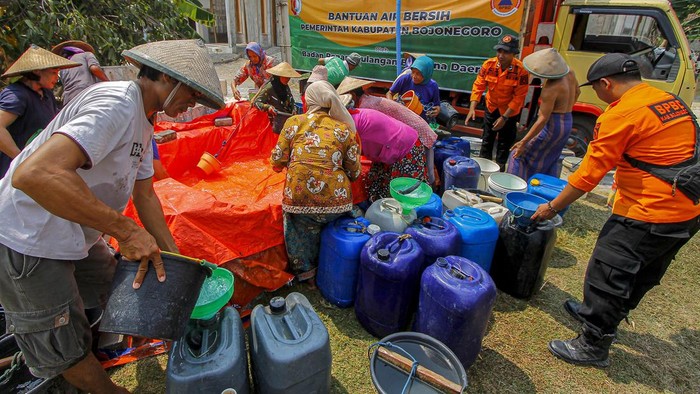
[404,217,461,270]
[415,193,442,219]
[355,232,424,338]
[435,138,468,181]
[413,256,497,369]
[250,293,331,394]
[527,173,569,216]
[443,156,481,194]
[444,207,499,272]
[317,216,372,307]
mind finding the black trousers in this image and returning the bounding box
[479,108,519,167]
[578,214,700,338]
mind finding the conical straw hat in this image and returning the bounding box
[2,44,81,78]
[51,40,95,55]
[336,77,374,95]
[122,39,225,109]
[523,48,570,79]
[267,62,301,78]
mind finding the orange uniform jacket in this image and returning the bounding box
[469,57,529,115]
[568,83,700,223]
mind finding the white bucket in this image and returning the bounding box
[473,202,509,224]
[442,188,482,211]
[472,158,500,191]
[460,136,482,157]
[487,173,527,199]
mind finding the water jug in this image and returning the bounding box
[317,216,372,307]
[527,173,569,216]
[364,198,417,233]
[442,187,482,211]
[250,293,331,394]
[404,217,461,270]
[442,156,481,194]
[472,202,509,224]
[166,307,249,394]
[434,139,466,181]
[444,207,499,272]
[355,232,424,338]
[413,256,497,369]
[415,193,442,218]
[490,212,558,299]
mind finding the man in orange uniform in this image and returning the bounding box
[465,34,529,170]
[532,53,700,367]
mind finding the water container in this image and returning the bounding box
[472,202,509,224]
[413,256,497,369]
[486,172,527,199]
[436,102,460,131]
[434,139,467,181]
[364,198,417,233]
[527,173,569,216]
[415,193,442,218]
[471,158,500,191]
[250,293,331,394]
[166,307,250,394]
[355,232,425,338]
[444,207,499,272]
[443,156,481,193]
[442,188,482,211]
[555,149,576,177]
[460,136,482,157]
[317,216,372,307]
[404,217,461,270]
[490,212,558,299]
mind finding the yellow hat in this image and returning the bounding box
[267,62,302,78]
[51,40,95,55]
[2,44,81,78]
[336,77,374,96]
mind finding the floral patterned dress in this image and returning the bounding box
[270,112,361,278]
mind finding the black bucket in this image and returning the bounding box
[437,102,459,131]
[100,252,214,341]
[370,332,467,393]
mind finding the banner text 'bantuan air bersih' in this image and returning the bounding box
[288,0,524,92]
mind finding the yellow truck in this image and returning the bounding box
[287,0,697,152]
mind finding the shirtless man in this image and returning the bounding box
[507,48,580,180]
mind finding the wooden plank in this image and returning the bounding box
[377,346,463,394]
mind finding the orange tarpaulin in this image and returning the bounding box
[119,102,369,308]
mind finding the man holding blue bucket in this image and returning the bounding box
[0,40,224,393]
[532,53,700,367]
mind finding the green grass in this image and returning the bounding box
[109,197,700,393]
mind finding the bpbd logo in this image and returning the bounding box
[291,0,302,16]
[491,0,521,17]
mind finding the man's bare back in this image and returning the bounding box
[545,70,580,114]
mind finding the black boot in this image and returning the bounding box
[548,330,615,367]
[563,299,584,323]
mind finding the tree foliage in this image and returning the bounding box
[0,0,200,67]
[671,0,700,40]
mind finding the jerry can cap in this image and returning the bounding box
[448,159,456,165]
[269,296,287,314]
[530,178,541,186]
[377,249,390,261]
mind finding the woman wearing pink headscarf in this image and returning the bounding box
[231,42,276,100]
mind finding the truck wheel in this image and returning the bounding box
[567,115,596,157]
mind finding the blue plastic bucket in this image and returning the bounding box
[504,192,549,227]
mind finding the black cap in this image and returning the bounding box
[269,296,287,314]
[493,34,520,54]
[580,53,640,86]
[377,249,390,261]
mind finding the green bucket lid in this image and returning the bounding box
[190,266,234,320]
